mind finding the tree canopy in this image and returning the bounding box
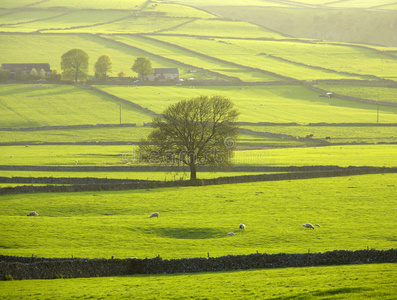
[131,57,153,80]
[61,49,89,82]
[94,54,113,80]
[140,95,240,180]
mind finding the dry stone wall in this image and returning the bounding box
[1,249,396,280]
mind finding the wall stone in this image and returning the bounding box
[1,249,396,280]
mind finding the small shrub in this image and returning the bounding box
[53,274,63,279]
[3,275,14,281]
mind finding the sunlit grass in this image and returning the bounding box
[0,84,154,128]
[0,264,396,299]
[0,144,395,167]
[0,174,396,258]
[95,85,397,124]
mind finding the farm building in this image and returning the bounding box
[1,63,51,79]
[141,68,179,82]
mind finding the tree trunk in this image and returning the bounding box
[189,163,197,180]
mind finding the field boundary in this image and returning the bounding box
[1,166,396,194]
[1,249,396,280]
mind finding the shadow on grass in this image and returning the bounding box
[156,227,222,239]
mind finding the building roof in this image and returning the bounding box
[1,63,51,72]
[153,68,179,74]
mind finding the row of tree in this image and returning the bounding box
[61,49,153,82]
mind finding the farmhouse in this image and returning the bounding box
[142,68,179,82]
[1,63,51,79]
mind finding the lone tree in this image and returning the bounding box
[131,57,152,80]
[61,49,89,82]
[140,95,240,180]
[94,54,113,80]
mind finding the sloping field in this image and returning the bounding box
[327,0,397,8]
[315,85,397,104]
[106,35,279,82]
[0,173,396,258]
[0,85,154,128]
[151,36,369,81]
[1,144,395,168]
[1,264,396,299]
[164,0,293,7]
[96,85,397,124]
[228,39,397,81]
[31,0,147,10]
[161,18,286,39]
[206,6,397,47]
[141,2,216,18]
[0,34,204,78]
[245,125,397,144]
[46,16,192,34]
[0,10,64,25]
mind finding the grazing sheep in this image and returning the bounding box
[302,223,314,229]
[27,211,39,217]
[315,223,320,227]
[227,232,235,236]
[150,212,159,218]
[239,224,245,230]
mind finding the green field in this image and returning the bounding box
[0,144,395,167]
[1,1,397,298]
[1,173,396,258]
[245,125,397,144]
[315,85,397,104]
[95,85,397,124]
[0,84,154,128]
[1,264,396,299]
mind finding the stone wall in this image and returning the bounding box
[1,249,396,280]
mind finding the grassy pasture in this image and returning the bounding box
[0,264,396,299]
[0,84,154,128]
[95,85,397,124]
[0,0,38,9]
[49,16,192,34]
[32,0,147,10]
[163,18,285,39]
[167,0,292,7]
[228,39,397,81]
[151,36,368,81]
[0,144,396,167]
[315,85,397,104]
[0,170,276,184]
[0,128,306,148]
[245,125,397,144]
[327,0,397,8]
[0,174,396,259]
[0,10,64,25]
[107,35,279,82]
[0,127,152,144]
[0,11,130,32]
[141,2,216,18]
[0,34,200,78]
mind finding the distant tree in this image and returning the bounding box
[30,68,38,78]
[61,49,89,82]
[39,69,46,78]
[94,54,113,80]
[0,69,10,81]
[139,95,240,180]
[49,69,61,82]
[131,57,153,80]
[118,71,126,78]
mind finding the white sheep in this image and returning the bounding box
[239,224,245,230]
[150,212,159,218]
[227,232,235,236]
[27,211,39,217]
[302,223,314,229]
